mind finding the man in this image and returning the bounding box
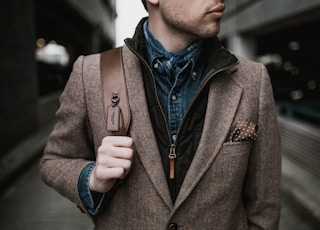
[40,0,281,229]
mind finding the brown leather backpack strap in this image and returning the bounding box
[100,47,130,136]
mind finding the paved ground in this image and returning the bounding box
[0,158,93,230]
[0,157,317,230]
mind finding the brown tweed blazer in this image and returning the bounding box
[40,45,281,230]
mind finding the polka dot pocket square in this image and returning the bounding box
[228,120,258,142]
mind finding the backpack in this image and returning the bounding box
[100,47,130,136]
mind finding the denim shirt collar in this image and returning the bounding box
[143,20,203,78]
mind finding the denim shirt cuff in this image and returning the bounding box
[78,162,106,215]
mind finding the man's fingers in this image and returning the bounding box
[97,158,132,171]
[101,136,133,147]
[98,137,134,159]
[90,136,134,193]
[97,146,133,162]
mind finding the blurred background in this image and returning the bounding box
[0,0,319,229]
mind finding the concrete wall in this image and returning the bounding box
[220,0,320,59]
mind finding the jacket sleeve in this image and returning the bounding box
[39,55,96,213]
[244,64,281,229]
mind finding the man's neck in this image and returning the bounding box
[148,16,197,53]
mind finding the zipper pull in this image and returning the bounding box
[168,144,176,179]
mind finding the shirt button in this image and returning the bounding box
[154,62,159,68]
[172,135,177,142]
[168,223,178,230]
[171,95,177,101]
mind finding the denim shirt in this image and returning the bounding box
[78,20,206,214]
[143,20,206,141]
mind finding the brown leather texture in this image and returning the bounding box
[100,47,131,136]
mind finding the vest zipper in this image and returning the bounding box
[125,43,239,181]
[130,49,178,179]
[126,48,175,177]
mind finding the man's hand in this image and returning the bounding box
[89,136,134,193]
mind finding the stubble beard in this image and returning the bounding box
[162,10,221,40]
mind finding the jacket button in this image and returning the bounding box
[168,223,178,230]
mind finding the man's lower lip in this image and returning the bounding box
[208,11,224,18]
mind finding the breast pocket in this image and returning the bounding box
[208,141,254,194]
[221,140,253,156]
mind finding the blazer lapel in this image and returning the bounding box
[122,46,173,209]
[174,68,243,209]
